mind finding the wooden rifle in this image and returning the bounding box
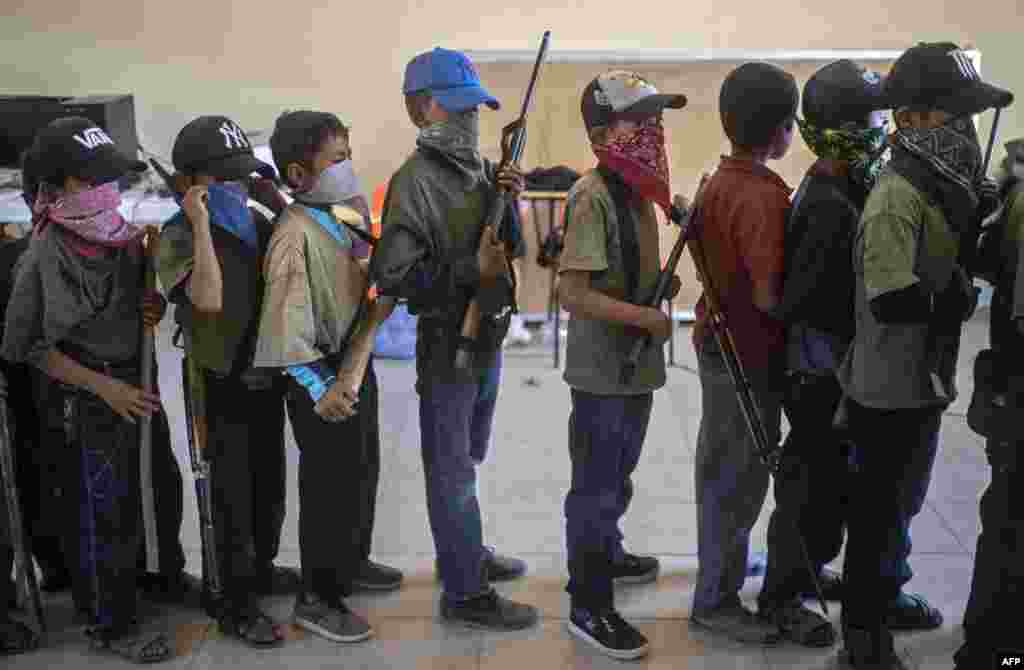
[453,31,551,371]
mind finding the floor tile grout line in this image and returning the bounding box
[925,499,974,555]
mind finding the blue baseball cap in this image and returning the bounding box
[402,48,500,113]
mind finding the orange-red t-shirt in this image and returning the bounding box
[692,156,792,372]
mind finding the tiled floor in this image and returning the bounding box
[7,313,994,669]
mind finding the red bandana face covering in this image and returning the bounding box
[592,116,672,214]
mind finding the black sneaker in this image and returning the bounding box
[567,607,649,660]
[440,589,539,631]
[436,547,528,583]
[352,560,404,592]
[611,553,660,585]
[483,547,527,581]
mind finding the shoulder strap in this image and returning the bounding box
[595,165,641,303]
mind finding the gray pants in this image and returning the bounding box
[693,341,782,614]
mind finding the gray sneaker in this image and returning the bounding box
[293,593,373,643]
[440,589,539,631]
[690,598,782,645]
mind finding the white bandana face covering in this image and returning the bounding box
[295,159,363,206]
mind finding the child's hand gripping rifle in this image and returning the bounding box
[620,177,709,385]
[453,30,551,371]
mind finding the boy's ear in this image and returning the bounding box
[286,162,306,189]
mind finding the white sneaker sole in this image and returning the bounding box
[566,621,650,660]
[293,615,374,644]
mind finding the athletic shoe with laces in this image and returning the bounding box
[610,553,660,585]
[352,559,404,592]
[567,607,649,660]
[292,592,373,643]
[440,588,538,631]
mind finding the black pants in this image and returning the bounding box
[36,364,185,614]
[203,368,286,610]
[285,359,380,600]
[954,439,1024,669]
[759,373,852,608]
[841,400,942,649]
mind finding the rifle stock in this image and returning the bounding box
[454,31,550,371]
[182,355,222,612]
[139,227,160,575]
[0,376,45,633]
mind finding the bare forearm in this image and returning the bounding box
[560,281,649,329]
[187,218,223,313]
[38,349,108,395]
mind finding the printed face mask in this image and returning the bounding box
[295,159,363,206]
[33,181,143,248]
[591,116,672,214]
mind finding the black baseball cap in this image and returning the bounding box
[31,116,147,185]
[720,62,799,148]
[885,42,1013,116]
[172,115,275,179]
[1006,138,1024,164]
[803,60,890,128]
[581,70,686,132]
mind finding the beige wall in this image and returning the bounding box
[2,0,1020,314]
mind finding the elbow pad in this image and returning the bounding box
[869,284,931,324]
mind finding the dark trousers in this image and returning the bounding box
[72,385,143,632]
[759,373,852,608]
[417,355,501,601]
[841,400,942,644]
[564,390,652,611]
[286,359,380,601]
[954,439,1023,669]
[203,369,286,610]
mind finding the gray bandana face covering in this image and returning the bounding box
[294,159,363,206]
[416,109,485,188]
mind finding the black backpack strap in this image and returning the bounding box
[595,165,641,304]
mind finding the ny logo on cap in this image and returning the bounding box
[949,49,980,82]
[219,121,249,150]
[73,127,114,150]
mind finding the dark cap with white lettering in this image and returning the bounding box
[172,115,275,179]
[30,116,147,186]
[884,42,1013,116]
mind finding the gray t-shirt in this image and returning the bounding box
[558,169,666,395]
[2,223,143,368]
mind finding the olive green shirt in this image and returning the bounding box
[1001,182,1024,320]
[558,169,665,395]
[838,169,959,408]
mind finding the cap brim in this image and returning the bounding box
[616,93,688,121]
[937,80,1014,116]
[74,146,148,185]
[432,85,501,113]
[202,153,277,181]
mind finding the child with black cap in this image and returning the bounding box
[836,42,1012,669]
[371,47,537,631]
[157,115,298,647]
[253,110,402,643]
[754,59,892,648]
[688,61,797,644]
[1,117,172,663]
[556,70,687,659]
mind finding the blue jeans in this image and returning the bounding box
[418,352,502,601]
[564,390,653,610]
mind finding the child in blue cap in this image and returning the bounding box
[371,47,537,631]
